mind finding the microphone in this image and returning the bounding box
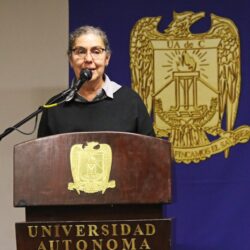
[74,68,93,91]
[65,69,92,102]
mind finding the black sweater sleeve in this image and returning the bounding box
[37,109,51,138]
[134,92,155,137]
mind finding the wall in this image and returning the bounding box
[0,1,68,249]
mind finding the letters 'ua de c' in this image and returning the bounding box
[130,11,250,164]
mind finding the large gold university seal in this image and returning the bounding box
[130,11,250,164]
[68,142,116,194]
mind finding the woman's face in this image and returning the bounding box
[69,33,110,85]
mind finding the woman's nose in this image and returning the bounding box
[84,51,93,61]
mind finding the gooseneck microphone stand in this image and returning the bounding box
[0,69,92,141]
[0,86,74,141]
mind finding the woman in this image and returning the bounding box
[38,26,155,137]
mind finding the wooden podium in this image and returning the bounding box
[14,132,172,250]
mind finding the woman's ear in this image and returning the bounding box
[69,56,73,68]
[105,53,111,66]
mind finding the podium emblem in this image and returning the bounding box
[68,142,116,194]
[130,11,250,164]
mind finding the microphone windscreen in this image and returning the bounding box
[80,69,92,82]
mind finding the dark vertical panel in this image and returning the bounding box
[69,1,250,249]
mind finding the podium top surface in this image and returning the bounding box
[14,132,172,207]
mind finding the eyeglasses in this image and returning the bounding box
[71,46,106,59]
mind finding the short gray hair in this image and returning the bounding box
[67,25,111,56]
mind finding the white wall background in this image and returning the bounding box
[0,1,68,249]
